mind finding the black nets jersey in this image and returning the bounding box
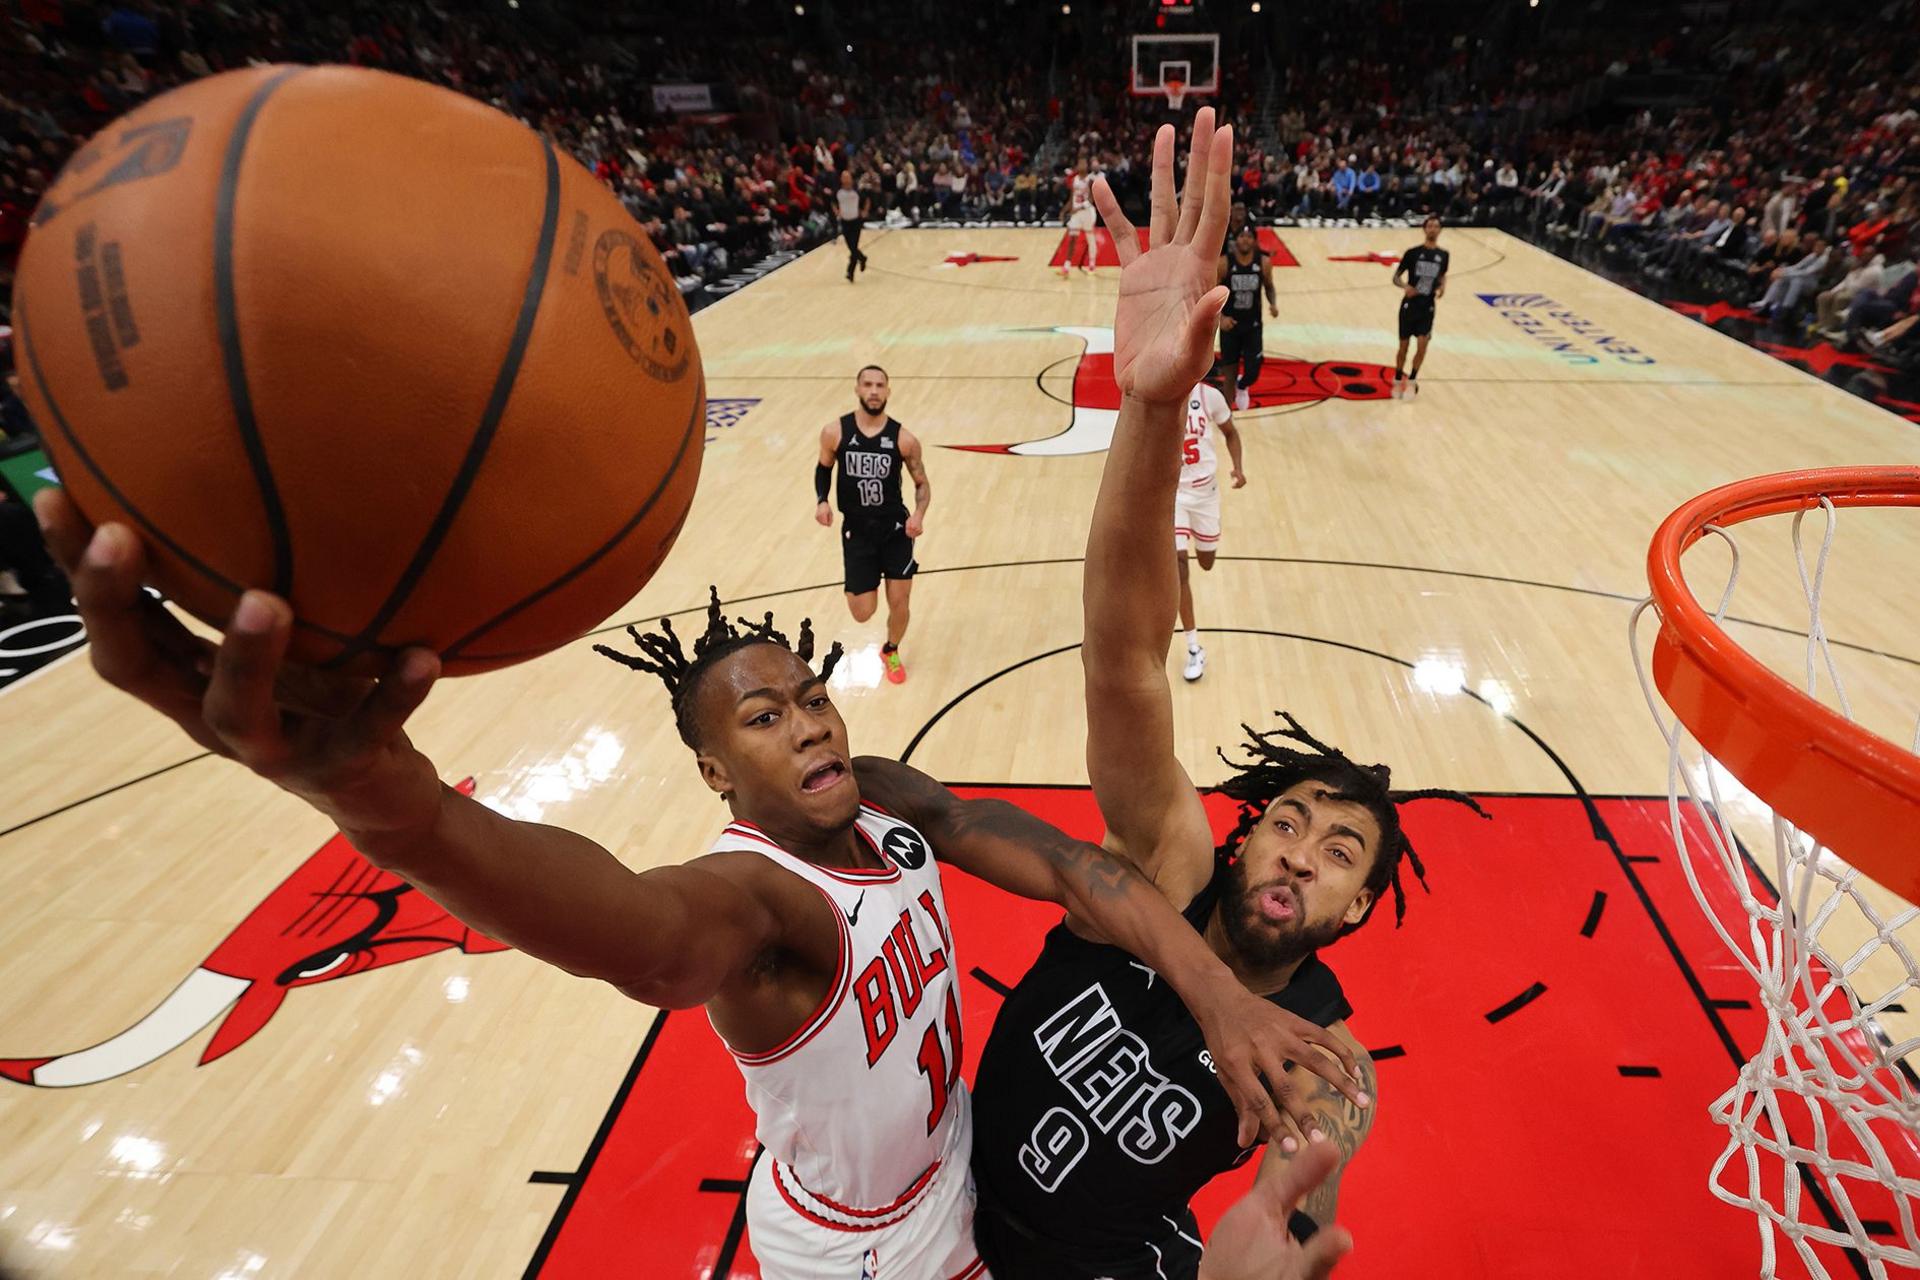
[834,413,909,530]
[1223,250,1267,325]
[970,867,1352,1279]
[1399,244,1450,299]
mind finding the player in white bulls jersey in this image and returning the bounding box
[712,804,977,1265]
[37,113,1363,1280]
[1060,158,1097,277]
[1174,372,1246,683]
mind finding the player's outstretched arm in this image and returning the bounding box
[35,490,790,1013]
[856,755,1367,1145]
[1081,111,1231,890]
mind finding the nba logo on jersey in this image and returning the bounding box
[882,827,930,869]
[862,1247,880,1279]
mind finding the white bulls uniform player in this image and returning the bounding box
[1061,162,1097,275]
[1174,381,1231,557]
[1173,379,1243,681]
[710,806,987,1280]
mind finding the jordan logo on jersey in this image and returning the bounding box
[1017,982,1203,1192]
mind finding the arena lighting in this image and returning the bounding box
[793,2,804,12]
[1251,1,1260,9]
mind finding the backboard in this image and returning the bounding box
[1128,33,1218,108]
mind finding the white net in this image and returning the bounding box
[1632,498,1920,1279]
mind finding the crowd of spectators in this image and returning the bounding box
[2,1,1918,340]
[4,0,1920,629]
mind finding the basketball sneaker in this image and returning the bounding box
[1183,644,1206,682]
[883,646,907,684]
[1392,371,1405,398]
[1234,387,1251,412]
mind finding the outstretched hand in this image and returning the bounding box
[1091,108,1234,406]
[1199,1141,1354,1280]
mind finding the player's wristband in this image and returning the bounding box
[815,463,832,502]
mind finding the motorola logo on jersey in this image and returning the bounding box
[948,326,1399,456]
[1019,981,1204,1190]
[882,826,930,870]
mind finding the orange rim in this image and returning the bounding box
[1647,466,1920,904]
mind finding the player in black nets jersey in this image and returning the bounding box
[1216,224,1278,410]
[1390,215,1449,397]
[969,117,1485,1280]
[815,365,928,684]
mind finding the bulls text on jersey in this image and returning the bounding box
[855,887,965,1133]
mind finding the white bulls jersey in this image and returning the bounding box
[709,807,970,1226]
[1181,382,1230,488]
[1069,172,1091,212]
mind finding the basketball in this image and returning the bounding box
[10,64,703,675]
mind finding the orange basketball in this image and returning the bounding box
[11,65,703,675]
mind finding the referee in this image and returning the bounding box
[836,170,869,282]
[1390,214,1450,398]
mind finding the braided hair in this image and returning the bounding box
[1211,712,1488,933]
[594,587,844,750]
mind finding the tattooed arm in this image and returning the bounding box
[1265,1026,1377,1224]
[855,756,1367,1142]
[901,428,931,538]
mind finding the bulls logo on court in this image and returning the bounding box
[948,326,1398,456]
[881,826,931,870]
[0,778,506,1087]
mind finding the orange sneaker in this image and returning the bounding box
[883,647,907,684]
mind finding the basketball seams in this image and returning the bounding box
[440,375,704,662]
[318,134,565,671]
[14,302,360,646]
[214,65,305,599]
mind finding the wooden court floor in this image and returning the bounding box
[2,227,1917,1278]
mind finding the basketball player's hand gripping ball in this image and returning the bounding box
[1091,108,1234,406]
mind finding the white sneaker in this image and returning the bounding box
[1183,645,1206,682]
[1234,387,1250,411]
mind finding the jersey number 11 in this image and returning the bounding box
[915,988,965,1134]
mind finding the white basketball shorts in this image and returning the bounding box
[745,1128,989,1280]
[1175,481,1222,552]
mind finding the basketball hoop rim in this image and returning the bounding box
[1646,465,1920,899]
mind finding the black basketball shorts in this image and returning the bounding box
[841,520,917,595]
[1217,321,1263,384]
[1398,295,1436,339]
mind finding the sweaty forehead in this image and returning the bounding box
[710,643,815,698]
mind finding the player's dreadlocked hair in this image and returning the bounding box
[593,587,845,750]
[1211,712,1489,933]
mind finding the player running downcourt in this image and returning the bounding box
[1391,215,1449,397]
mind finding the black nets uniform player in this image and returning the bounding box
[971,868,1355,1278]
[1215,224,1277,410]
[1390,214,1449,397]
[814,364,929,683]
